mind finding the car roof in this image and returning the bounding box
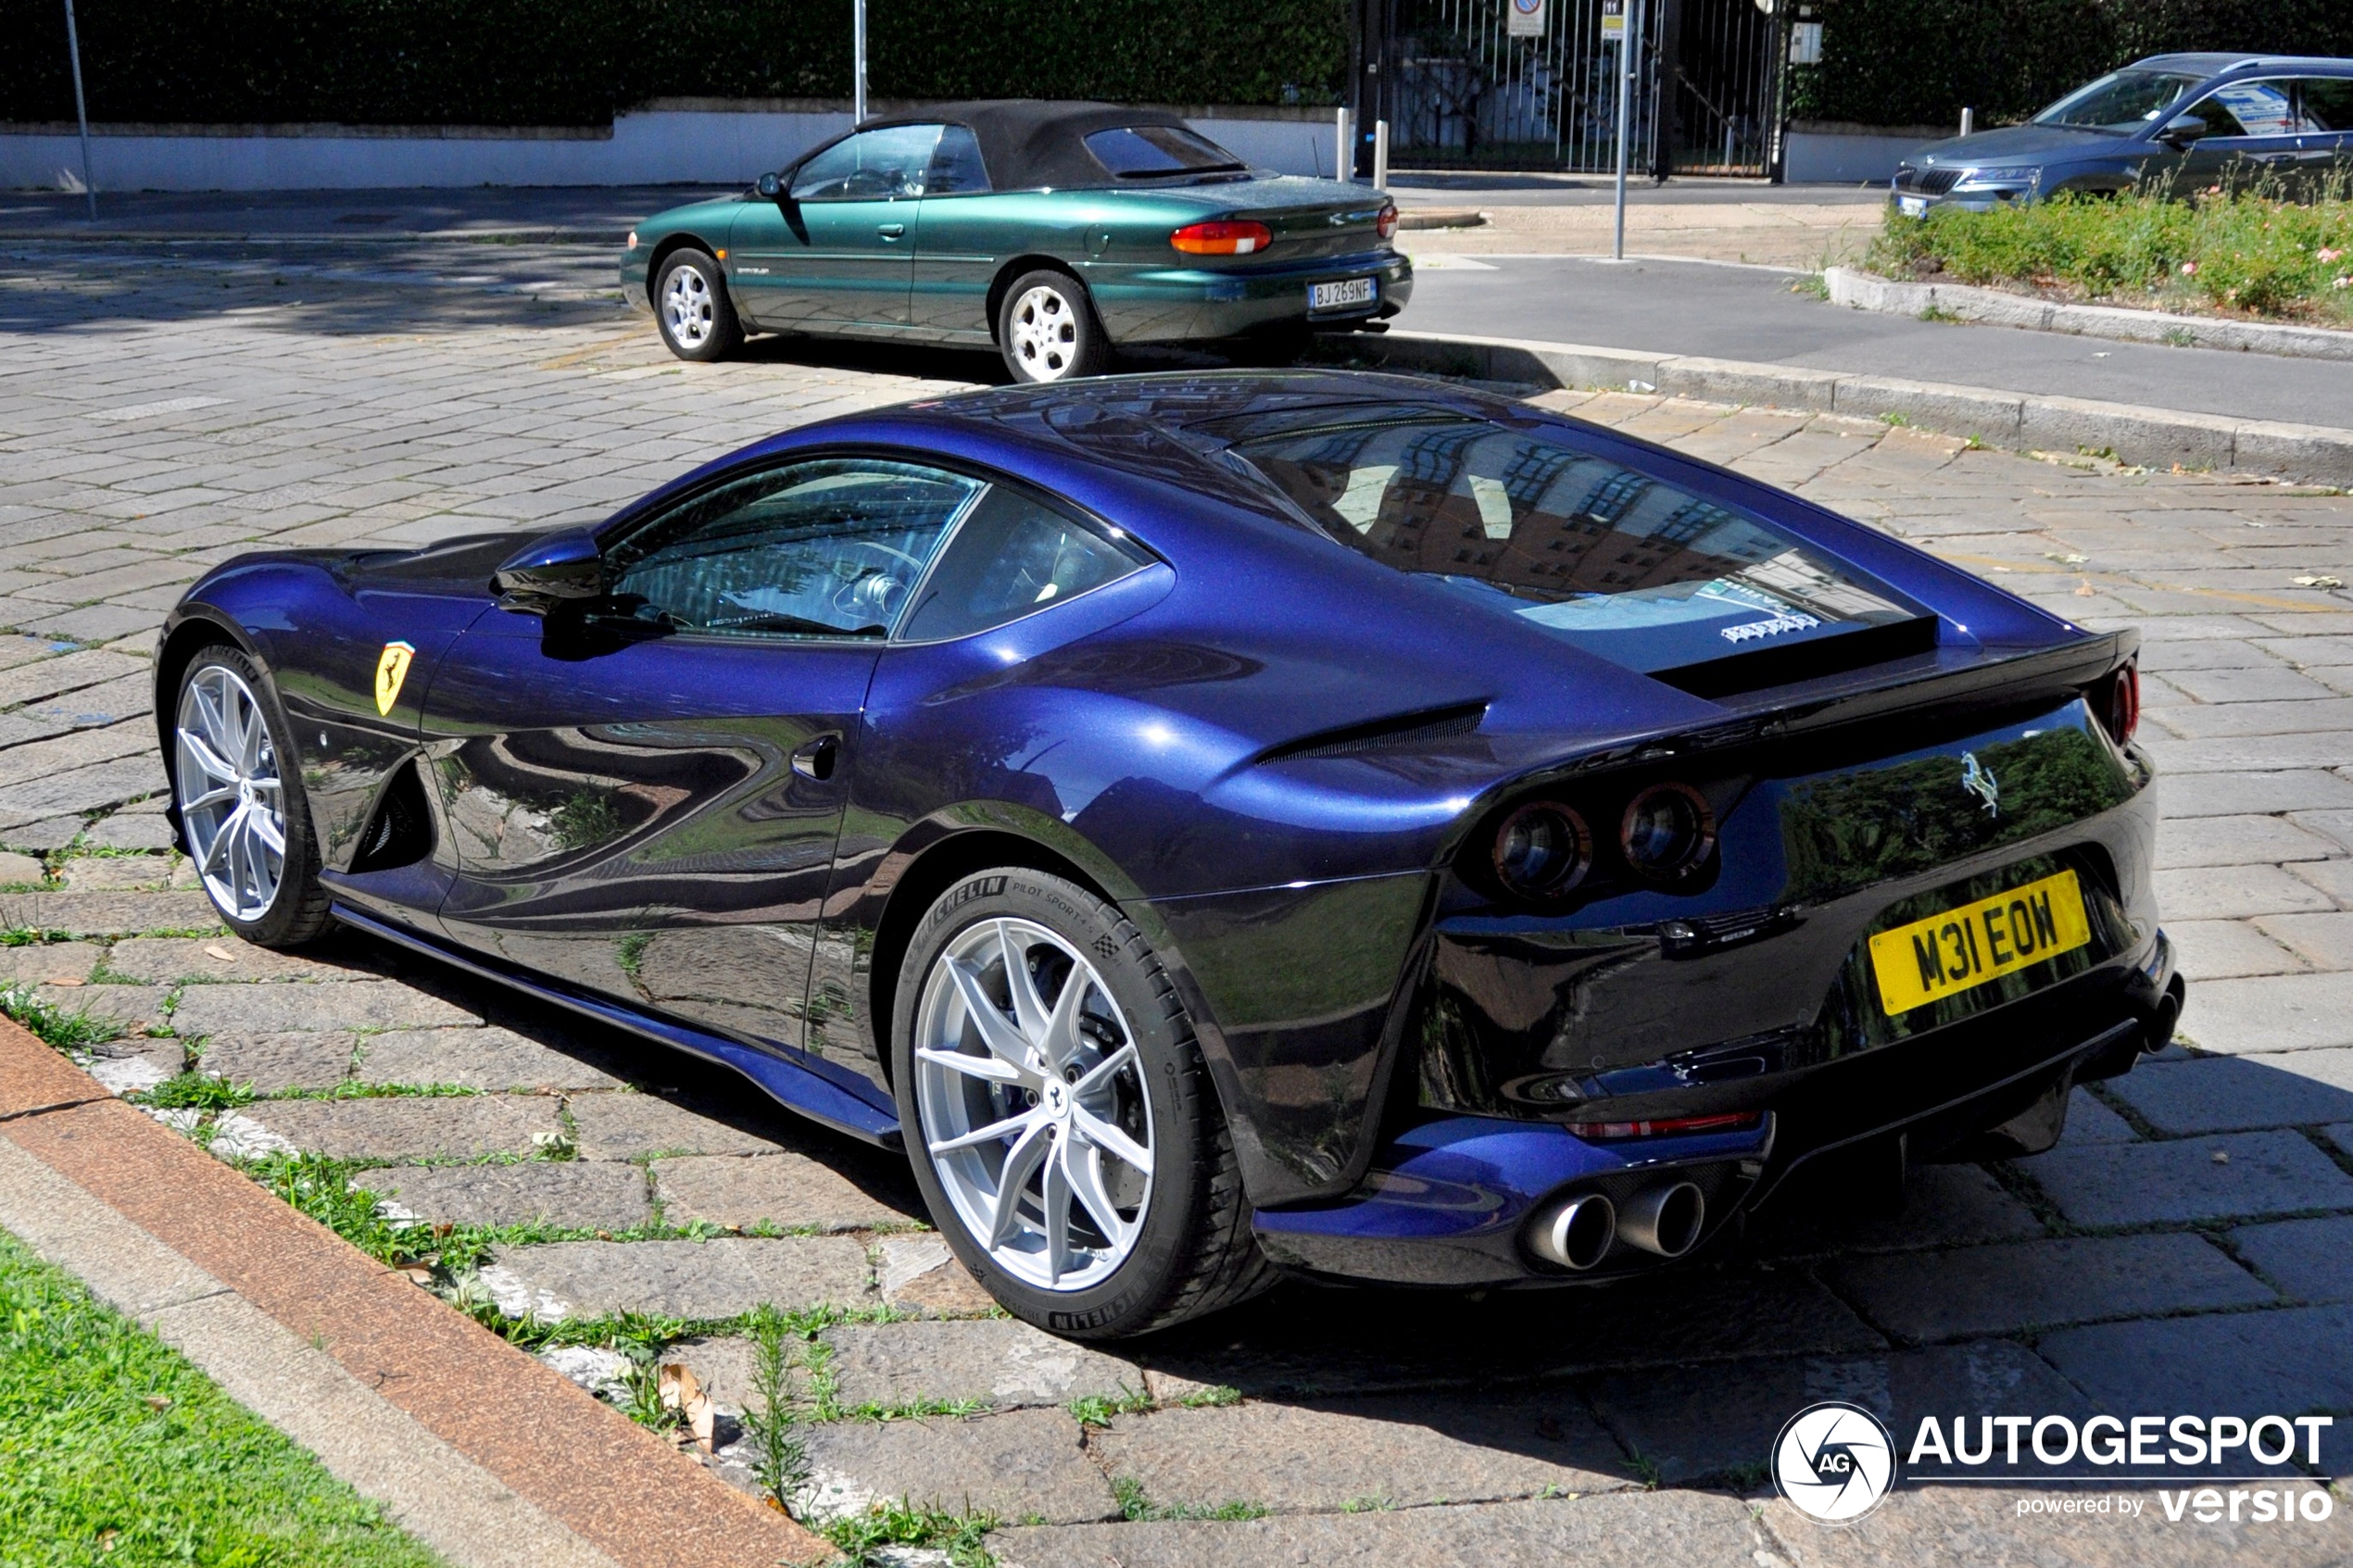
[919,370,1506,449]
[849,100,1227,191]
[2130,53,2353,77]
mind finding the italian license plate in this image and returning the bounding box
[1897,194,1929,219]
[1310,276,1377,312]
[1867,868,2092,1016]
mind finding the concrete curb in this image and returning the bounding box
[1338,329,2353,488]
[1824,266,2353,362]
[0,1021,828,1568]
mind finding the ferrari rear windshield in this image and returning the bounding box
[1228,415,1919,677]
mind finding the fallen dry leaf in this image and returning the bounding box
[396,1264,435,1286]
[660,1362,717,1453]
[2211,1150,2231,1165]
[143,1395,170,1411]
[202,944,238,963]
[2073,580,2097,597]
[49,976,83,987]
[2292,574,2344,590]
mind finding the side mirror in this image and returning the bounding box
[755,170,784,199]
[2157,114,2208,146]
[492,527,604,615]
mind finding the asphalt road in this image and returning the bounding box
[1401,255,2353,432]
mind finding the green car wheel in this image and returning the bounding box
[656,249,742,363]
[999,270,1111,384]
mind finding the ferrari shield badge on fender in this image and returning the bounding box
[374,641,416,717]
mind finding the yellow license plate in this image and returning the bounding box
[1868,868,2092,1016]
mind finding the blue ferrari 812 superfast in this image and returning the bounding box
[155,371,2177,1338]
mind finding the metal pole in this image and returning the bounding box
[1373,119,1389,191]
[61,0,95,219]
[1613,6,1633,259]
[1336,107,1353,182]
[852,0,867,125]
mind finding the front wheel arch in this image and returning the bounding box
[645,232,724,309]
[153,613,258,836]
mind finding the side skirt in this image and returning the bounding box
[330,904,903,1148]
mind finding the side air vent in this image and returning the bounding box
[1260,702,1489,764]
[349,761,434,873]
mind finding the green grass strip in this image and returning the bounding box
[0,1225,447,1568]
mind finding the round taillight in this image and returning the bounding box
[1376,201,1399,240]
[1492,801,1592,899]
[1620,783,1716,884]
[2108,660,2141,745]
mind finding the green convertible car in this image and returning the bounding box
[621,100,1413,382]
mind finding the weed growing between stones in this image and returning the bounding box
[1112,1476,1268,1523]
[740,1304,810,1512]
[1067,1385,1154,1427]
[1178,1384,1242,1409]
[138,1073,256,1111]
[0,979,122,1056]
[821,1500,999,1568]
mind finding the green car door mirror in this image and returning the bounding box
[755,171,785,200]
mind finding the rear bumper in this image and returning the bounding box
[1252,929,2179,1286]
[1089,248,1414,344]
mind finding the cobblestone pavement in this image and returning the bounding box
[3,245,2351,1564]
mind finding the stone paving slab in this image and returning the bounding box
[238,1095,561,1160]
[2168,918,2310,980]
[197,1030,359,1091]
[988,1489,1768,1568]
[873,1234,997,1317]
[1585,1339,2091,1486]
[2180,973,2353,1055]
[2061,1088,2141,1145]
[2152,864,2336,921]
[649,1153,915,1233]
[0,889,218,936]
[480,1236,875,1321]
[1091,1391,1634,1514]
[823,1318,1142,1413]
[1748,1163,2046,1258]
[565,1092,793,1161]
[2228,1215,2353,1305]
[2105,1052,2353,1134]
[172,980,480,1036]
[2039,1305,2353,1437]
[31,981,170,1034]
[107,935,364,984]
[369,1162,653,1232]
[2259,911,2353,970]
[1825,1235,2275,1342]
[798,1406,1117,1525]
[2024,1129,2353,1226]
[356,1025,627,1093]
[0,940,103,983]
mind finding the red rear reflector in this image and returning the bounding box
[1565,1112,1763,1142]
[2110,659,2141,745]
[1171,220,1273,256]
[1376,202,1398,240]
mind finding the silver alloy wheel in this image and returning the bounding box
[174,664,286,923]
[661,264,715,349]
[913,918,1154,1290]
[1008,283,1081,381]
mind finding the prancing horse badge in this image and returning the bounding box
[375,641,416,717]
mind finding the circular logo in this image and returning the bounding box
[1771,1401,1895,1524]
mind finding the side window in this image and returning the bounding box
[789,124,943,201]
[2296,79,2353,132]
[2184,82,2301,140]
[926,125,991,195]
[900,487,1146,642]
[2176,94,2253,141]
[606,459,983,639]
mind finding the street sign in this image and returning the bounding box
[1508,0,1547,39]
[1601,0,1624,44]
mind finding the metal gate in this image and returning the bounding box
[1382,0,1781,176]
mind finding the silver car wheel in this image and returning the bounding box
[174,664,286,923]
[1009,283,1082,381]
[913,917,1154,1290]
[662,265,715,349]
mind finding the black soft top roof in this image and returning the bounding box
[854,100,1235,191]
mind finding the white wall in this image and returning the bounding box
[1784,126,1945,185]
[0,105,1338,193]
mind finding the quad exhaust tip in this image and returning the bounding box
[1618,1181,1706,1259]
[1530,1192,1616,1271]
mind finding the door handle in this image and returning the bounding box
[791,734,840,782]
[876,223,906,240]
